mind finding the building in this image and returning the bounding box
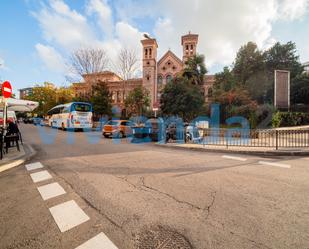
[72,32,215,112]
[303,62,309,74]
[19,87,34,99]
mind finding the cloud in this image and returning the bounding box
[35,43,67,73]
[278,0,309,20]
[32,0,98,50]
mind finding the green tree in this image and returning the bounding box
[56,87,74,105]
[182,54,207,85]
[125,86,150,116]
[213,66,237,96]
[25,82,57,116]
[264,41,303,79]
[90,83,112,116]
[291,74,309,105]
[233,42,265,85]
[160,77,205,121]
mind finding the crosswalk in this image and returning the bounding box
[25,161,119,249]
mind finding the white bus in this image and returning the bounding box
[47,102,93,130]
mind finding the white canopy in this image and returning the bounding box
[0,98,39,112]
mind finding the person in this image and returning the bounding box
[7,120,20,135]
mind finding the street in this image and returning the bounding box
[1,124,309,249]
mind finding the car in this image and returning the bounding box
[185,125,203,143]
[102,120,135,138]
[33,117,43,126]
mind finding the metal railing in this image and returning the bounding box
[199,128,309,149]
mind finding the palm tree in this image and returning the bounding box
[182,54,207,85]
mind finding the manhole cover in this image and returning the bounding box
[136,227,192,249]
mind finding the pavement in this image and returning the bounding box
[156,142,309,156]
[1,124,309,249]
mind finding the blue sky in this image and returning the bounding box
[0,0,308,96]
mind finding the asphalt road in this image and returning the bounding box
[1,124,309,249]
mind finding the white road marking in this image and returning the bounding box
[258,161,291,169]
[0,159,25,173]
[25,162,44,171]
[222,155,247,161]
[49,200,90,233]
[75,232,118,249]
[37,182,66,200]
[30,170,52,183]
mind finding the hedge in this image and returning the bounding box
[272,112,309,128]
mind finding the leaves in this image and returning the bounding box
[125,86,150,116]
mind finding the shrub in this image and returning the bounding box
[272,112,309,128]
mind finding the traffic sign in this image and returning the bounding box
[2,81,12,98]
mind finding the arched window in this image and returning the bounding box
[149,48,152,58]
[157,75,163,86]
[166,75,173,84]
[145,48,148,57]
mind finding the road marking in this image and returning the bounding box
[25,162,44,171]
[49,200,90,232]
[30,170,52,183]
[75,232,118,249]
[222,155,247,161]
[0,159,25,173]
[258,161,291,169]
[37,182,66,200]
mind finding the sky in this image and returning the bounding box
[0,0,309,96]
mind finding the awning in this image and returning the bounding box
[0,98,39,112]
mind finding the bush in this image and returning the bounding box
[272,112,309,128]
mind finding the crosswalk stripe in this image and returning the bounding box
[222,155,247,161]
[30,170,52,183]
[75,233,118,249]
[37,182,66,200]
[49,200,90,233]
[25,162,44,171]
[258,161,291,168]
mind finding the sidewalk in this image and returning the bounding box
[0,143,36,173]
[156,142,309,156]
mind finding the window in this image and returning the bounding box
[166,75,173,83]
[191,44,194,50]
[157,75,163,86]
[149,48,152,58]
[145,48,148,57]
[208,88,213,97]
[72,103,91,112]
[186,45,189,50]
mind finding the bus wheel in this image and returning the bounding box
[61,123,66,131]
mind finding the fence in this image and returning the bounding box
[199,128,309,149]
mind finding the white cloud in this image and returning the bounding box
[35,43,67,73]
[87,0,113,38]
[278,0,309,20]
[33,0,98,50]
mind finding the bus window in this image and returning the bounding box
[72,103,92,112]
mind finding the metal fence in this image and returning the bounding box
[199,128,309,149]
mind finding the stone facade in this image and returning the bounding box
[72,33,215,111]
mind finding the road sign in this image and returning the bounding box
[2,81,12,98]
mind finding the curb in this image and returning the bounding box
[0,144,37,173]
[154,143,309,157]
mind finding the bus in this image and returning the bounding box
[47,102,93,130]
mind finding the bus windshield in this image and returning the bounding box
[72,103,92,112]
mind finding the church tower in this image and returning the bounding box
[141,37,158,108]
[181,32,199,62]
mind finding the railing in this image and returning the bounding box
[199,128,309,149]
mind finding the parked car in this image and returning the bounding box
[102,120,135,138]
[33,117,43,126]
[185,125,203,143]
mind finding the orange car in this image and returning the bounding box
[102,120,135,138]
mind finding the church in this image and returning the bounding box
[72,32,215,112]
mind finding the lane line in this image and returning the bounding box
[37,182,66,201]
[75,232,118,249]
[30,170,52,183]
[222,155,247,161]
[49,200,90,233]
[25,162,44,171]
[258,161,291,169]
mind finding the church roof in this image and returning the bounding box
[158,50,183,66]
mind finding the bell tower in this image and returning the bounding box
[181,32,198,62]
[141,36,158,108]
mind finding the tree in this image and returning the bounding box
[160,77,205,121]
[68,48,110,80]
[291,74,309,105]
[264,41,303,79]
[116,47,139,81]
[56,87,74,105]
[25,82,57,117]
[125,86,150,116]
[214,66,237,94]
[182,54,207,85]
[90,83,112,117]
[233,42,265,85]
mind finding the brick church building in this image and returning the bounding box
[72,33,215,112]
